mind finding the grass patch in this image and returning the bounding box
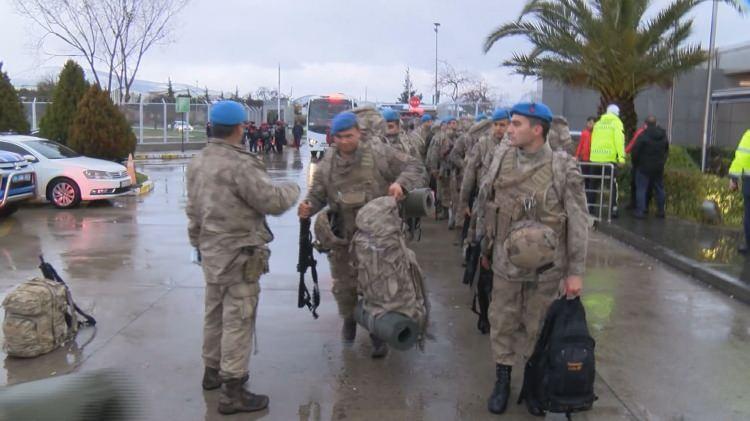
[136,172,148,185]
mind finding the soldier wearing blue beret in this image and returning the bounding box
[474,102,589,416]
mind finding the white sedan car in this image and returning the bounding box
[0,135,132,209]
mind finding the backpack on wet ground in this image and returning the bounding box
[518,297,597,417]
[2,256,96,358]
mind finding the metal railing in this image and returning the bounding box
[578,162,616,223]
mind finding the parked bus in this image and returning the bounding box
[306,94,355,159]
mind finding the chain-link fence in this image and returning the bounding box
[436,101,497,120]
[22,100,263,145]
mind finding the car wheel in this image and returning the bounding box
[0,204,18,218]
[49,178,81,209]
[311,151,317,159]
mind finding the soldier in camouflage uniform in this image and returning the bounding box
[474,102,588,415]
[547,115,575,155]
[382,108,420,158]
[448,115,492,230]
[351,106,387,143]
[186,101,300,415]
[460,109,510,218]
[298,111,426,357]
[434,117,460,224]
[416,114,434,159]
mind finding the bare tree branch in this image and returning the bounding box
[14,0,189,103]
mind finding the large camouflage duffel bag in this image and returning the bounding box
[351,196,430,344]
[3,278,78,358]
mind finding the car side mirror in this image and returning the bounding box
[23,154,38,163]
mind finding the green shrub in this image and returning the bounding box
[69,85,135,160]
[0,63,30,133]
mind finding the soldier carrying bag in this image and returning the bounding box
[2,256,96,358]
[518,297,597,417]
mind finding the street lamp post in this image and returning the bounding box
[434,22,440,105]
[700,0,719,172]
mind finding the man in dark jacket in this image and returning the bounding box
[631,116,669,219]
[274,121,287,153]
[292,121,303,149]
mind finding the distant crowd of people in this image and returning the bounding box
[206,120,305,154]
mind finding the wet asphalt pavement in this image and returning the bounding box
[1,148,749,421]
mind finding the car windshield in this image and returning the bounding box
[26,140,81,159]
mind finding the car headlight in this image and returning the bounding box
[309,139,317,146]
[84,170,115,179]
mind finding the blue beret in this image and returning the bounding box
[491,108,510,122]
[475,113,487,122]
[443,116,457,123]
[421,114,433,122]
[381,108,399,122]
[210,101,246,125]
[509,102,553,123]
[330,111,358,135]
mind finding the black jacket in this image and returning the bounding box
[292,124,303,139]
[631,124,669,175]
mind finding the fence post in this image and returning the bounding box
[186,101,191,142]
[163,99,168,143]
[31,98,38,132]
[138,97,144,144]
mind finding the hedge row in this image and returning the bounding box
[617,145,743,227]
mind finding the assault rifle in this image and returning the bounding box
[297,218,320,319]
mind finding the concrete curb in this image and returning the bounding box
[598,221,750,304]
[134,153,197,160]
[132,180,154,196]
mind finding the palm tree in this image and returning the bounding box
[483,0,745,138]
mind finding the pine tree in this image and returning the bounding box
[39,60,88,144]
[0,62,30,134]
[69,84,136,160]
[166,78,175,102]
[397,67,420,103]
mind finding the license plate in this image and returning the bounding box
[12,174,31,183]
[120,180,131,188]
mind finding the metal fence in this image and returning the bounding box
[22,100,263,144]
[437,101,497,119]
[579,162,616,223]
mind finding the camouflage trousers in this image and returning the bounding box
[437,174,451,210]
[328,244,358,318]
[202,251,266,380]
[489,276,561,366]
[450,173,464,227]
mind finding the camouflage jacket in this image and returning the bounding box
[449,119,493,173]
[186,139,300,284]
[304,141,427,218]
[475,142,588,280]
[460,133,506,210]
[384,131,419,158]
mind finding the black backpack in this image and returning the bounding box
[518,297,597,416]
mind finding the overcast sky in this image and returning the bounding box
[1,0,749,103]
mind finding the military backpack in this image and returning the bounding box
[518,297,597,416]
[2,257,96,358]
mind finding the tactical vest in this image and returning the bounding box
[327,144,383,240]
[489,147,567,281]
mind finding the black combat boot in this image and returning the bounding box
[487,364,511,414]
[202,367,221,390]
[203,367,248,391]
[217,378,269,414]
[342,317,357,342]
[370,334,389,359]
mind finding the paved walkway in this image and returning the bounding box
[598,213,750,303]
